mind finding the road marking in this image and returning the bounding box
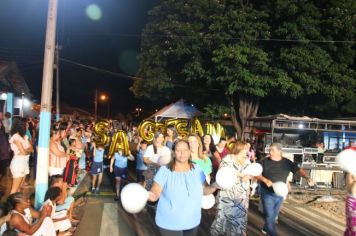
[87,192,116,197]
[100,203,119,236]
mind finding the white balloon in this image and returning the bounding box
[242,163,263,176]
[216,167,237,189]
[201,194,215,209]
[159,154,172,165]
[120,183,149,214]
[337,149,356,175]
[272,182,289,198]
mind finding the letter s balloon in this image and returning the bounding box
[93,120,110,146]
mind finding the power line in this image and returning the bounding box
[59,57,142,81]
[59,57,219,91]
[67,33,356,44]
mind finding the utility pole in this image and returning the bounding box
[94,89,98,121]
[35,0,58,209]
[55,44,62,122]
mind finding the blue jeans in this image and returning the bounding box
[261,187,284,236]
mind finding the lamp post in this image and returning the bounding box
[94,90,109,119]
[135,107,142,117]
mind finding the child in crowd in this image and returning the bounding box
[63,139,79,187]
[43,187,75,235]
[91,142,105,194]
[136,139,148,186]
[110,150,134,201]
[49,175,78,224]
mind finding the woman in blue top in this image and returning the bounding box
[110,150,134,201]
[148,140,218,236]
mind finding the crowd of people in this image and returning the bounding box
[1,112,355,236]
[0,114,98,236]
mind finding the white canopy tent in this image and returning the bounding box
[149,99,202,122]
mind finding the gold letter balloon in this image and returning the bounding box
[138,117,226,142]
[93,120,110,146]
[108,130,130,157]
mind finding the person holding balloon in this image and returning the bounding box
[110,149,134,201]
[345,173,356,236]
[188,134,212,183]
[148,139,218,236]
[143,131,171,191]
[210,141,254,236]
[255,142,313,236]
[336,148,356,236]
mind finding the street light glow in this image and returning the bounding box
[23,98,31,107]
[100,94,107,101]
[0,93,7,100]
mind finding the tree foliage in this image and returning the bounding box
[131,0,356,136]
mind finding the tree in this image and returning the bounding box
[132,0,356,137]
[263,0,356,117]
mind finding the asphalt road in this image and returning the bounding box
[74,168,344,236]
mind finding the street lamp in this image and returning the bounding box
[94,90,109,120]
[100,94,107,101]
[135,107,142,117]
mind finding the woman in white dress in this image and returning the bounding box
[9,119,33,194]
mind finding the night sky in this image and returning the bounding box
[0,0,157,117]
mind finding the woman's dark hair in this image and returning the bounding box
[10,118,26,137]
[59,122,68,131]
[0,202,10,217]
[50,128,60,137]
[49,175,63,187]
[166,125,178,139]
[69,138,76,146]
[44,187,61,201]
[219,137,227,143]
[153,131,164,154]
[7,192,24,209]
[202,134,217,153]
[168,139,194,171]
[2,229,18,236]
